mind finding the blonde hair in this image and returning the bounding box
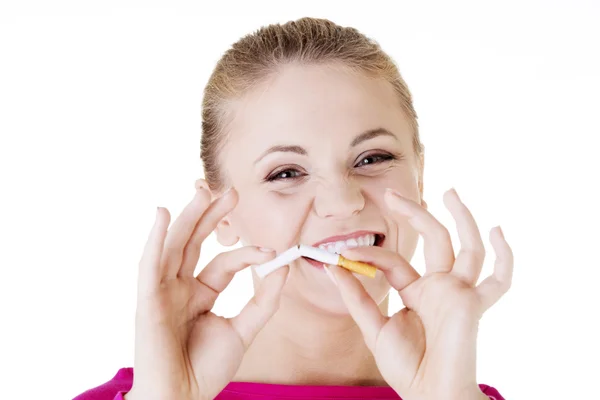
[200,17,423,193]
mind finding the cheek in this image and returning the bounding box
[358,170,421,221]
[232,192,312,250]
[358,172,420,259]
[361,170,418,195]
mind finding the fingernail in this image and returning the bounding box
[324,265,338,287]
[449,187,460,200]
[218,187,234,200]
[385,188,402,197]
[259,247,274,252]
[339,248,353,259]
[497,225,504,238]
[384,188,413,214]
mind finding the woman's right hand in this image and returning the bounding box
[124,186,288,400]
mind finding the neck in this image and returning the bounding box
[233,289,390,387]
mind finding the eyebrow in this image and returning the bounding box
[253,145,308,165]
[253,127,397,165]
[350,127,397,147]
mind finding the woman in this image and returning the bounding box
[75,17,511,400]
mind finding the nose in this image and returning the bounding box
[313,178,365,219]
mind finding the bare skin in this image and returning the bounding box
[214,63,424,386]
[125,188,289,400]
[126,63,512,400]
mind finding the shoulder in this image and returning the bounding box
[73,368,134,400]
[479,383,505,400]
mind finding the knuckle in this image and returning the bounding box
[263,299,281,315]
[459,248,485,266]
[251,246,277,259]
[506,246,515,261]
[355,290,373,306]
[210,250,231,265]
[186,238,201,253]
[212,246,273,268]
[435,227,451,242]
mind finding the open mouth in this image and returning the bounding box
[303,233,385,269]
[318,233,385,253]
[374,234,385,247]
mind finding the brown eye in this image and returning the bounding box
[355,153,395,168]
[265,168,305,182]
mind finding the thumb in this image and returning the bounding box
[228,265,289,348]
[328,265,387,353]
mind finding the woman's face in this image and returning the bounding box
[217,63,422,314]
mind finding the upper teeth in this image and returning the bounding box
[318,234,376,254]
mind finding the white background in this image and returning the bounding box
[1,1,599,399]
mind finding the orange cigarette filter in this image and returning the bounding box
[254,244,378,279]
[338,256,377,278]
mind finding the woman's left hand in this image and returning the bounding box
[329,188,513,400]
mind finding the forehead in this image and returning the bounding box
[223,63,412,159]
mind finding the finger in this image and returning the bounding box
[340,246,420,292]
[159,187,212,279]
[137,207,171,295]
[328,264,387,353]
[177,188,238,277]
[476,226,514,311]
[443,188,486,285]
[229,264,290,348]
[193,246,277,311]
[384,189,455,274]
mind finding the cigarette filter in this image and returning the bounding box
[298,245,377,278]
[254,244,377,279]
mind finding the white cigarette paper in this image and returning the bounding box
[254,244,378,279]
[297,244,339,265]
[253,245,302,278]
[254,244,341,279]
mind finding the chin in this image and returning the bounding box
[286,274,391,316]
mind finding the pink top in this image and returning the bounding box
[73,368,505,399]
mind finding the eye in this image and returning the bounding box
[355,152,397,168]
[265,168,306,182]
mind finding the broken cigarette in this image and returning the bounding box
[254,244,377,279]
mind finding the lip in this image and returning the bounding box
[303,257,325,269]
[311,230,385,247]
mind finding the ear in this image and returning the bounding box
[214,216,240,246]
[195,178,240,246]
[417,152,427,210]
[194,178,212,197]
